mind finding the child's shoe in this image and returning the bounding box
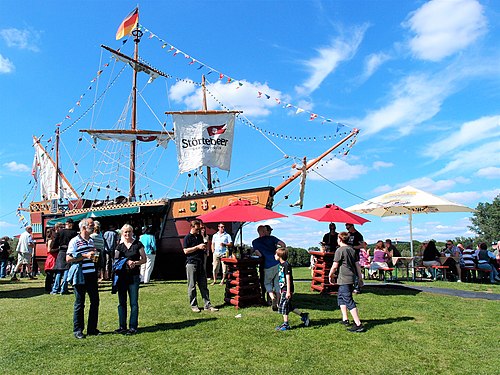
[275,322,290,331]
[340,319,351,326]
[300,312,310,327]
[347,323,366,333]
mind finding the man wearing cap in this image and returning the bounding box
[252,224,286,311]
[10,226,35,281]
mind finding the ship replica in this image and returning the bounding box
[22,10,359,278]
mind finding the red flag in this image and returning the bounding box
[116,8,139,40]
[206,124,227,136]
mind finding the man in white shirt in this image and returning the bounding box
[11,226,35,281]
[211,223,232,285]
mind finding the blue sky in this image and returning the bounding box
[0,0,499,247]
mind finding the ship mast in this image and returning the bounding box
[273,128,359,195]
[54,125,60,198]
[201,75,213,191]
[129,26,143,201]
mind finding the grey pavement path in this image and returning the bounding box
[369,283,500,301]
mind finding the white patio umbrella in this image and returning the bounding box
[346,186,475,259]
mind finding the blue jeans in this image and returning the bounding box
[52,269,69,294]
[477,263,498,283]
[117,274,140,330]
[73,272,100,334]
[0,259,7,278]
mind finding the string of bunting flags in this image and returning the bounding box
[52,60,113,139]
[138,24,355,130]
[202,83,352,142]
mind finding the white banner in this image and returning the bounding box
[173,113,235,173]
[32,140,79,200]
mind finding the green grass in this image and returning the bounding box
[1,269,499,374]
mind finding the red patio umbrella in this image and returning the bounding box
[293,204,369,225]
[197,199,286,223]
[197,200,286,246]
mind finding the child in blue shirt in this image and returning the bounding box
[275,247,310,331]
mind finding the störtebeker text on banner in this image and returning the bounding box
[173,113,235,173]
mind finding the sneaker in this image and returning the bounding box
[126,328,137,335]
[495,276,500,282]
[74,331,85,339]
[275,323,291,331]
[271,299,278,311]
[10,276,19,282]
[191,306,201,313]
[205,306,219,312]
[348,323,366,333]
[457,279,462,283]
[87,329,102,336]
[50,291,58,295]
[114,328,127,334]
[340,319,351,326]
[353,289,360,294]
[301,313,310,327]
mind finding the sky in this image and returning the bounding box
[0,0,499,248]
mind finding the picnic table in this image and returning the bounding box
[392,257,414,280]
[439,256,460,265]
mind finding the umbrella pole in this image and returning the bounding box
[409,211,415,280]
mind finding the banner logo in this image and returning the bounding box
[207,124,227,136]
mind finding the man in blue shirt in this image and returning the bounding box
[252,225,286,311]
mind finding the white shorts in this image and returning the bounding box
[17,252,32,265]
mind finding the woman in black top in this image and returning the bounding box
[115,224,146,335]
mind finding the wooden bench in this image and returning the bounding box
[379,267,395,282]
[472,267,492,283]
[431,265,449,280]
[413,266,429,281]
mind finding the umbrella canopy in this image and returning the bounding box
[293,204,370,225]
[346,185,475,258]
[197,199,286,223]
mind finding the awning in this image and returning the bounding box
[47,206,141,226]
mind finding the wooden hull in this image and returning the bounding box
[31,186,275,279]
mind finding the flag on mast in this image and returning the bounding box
[116,8,139,40]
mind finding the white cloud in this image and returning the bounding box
[475,167,500,179]
[356,73,452,136]
[424,115,500,159]
[169,79,287,117]
[401,177,461,193]
[373,177,471,195]
[0,28,41,52]
[372,184,392,194]
[295,25,368,96]
[361,52,390,80]
[372,161,393,170]
[442,189,500,204]
[3,161,30,172]
[309,158,368,181]
[0,54,14,74]
[168,79,196,102]
[404,0,487,61]
[434,140,500,175]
